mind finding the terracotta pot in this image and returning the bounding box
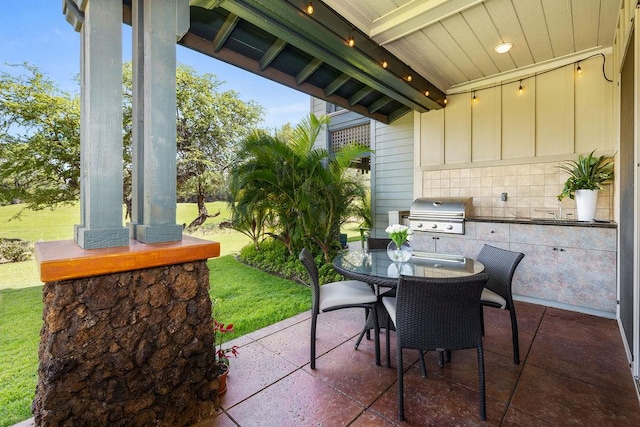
[217,364,229,396]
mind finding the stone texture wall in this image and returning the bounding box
[32,260,218,426]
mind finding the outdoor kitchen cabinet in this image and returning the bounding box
[508,223,617,314]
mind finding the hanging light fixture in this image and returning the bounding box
[518,80,523,94]
[472,91,477,104]
[576,62,582,74]
[306,1,314,15]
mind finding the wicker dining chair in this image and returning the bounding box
[476,244,525,365]
[353,236,393,350]
[366,236,391,250]
[382,273,490,421]
[299,248,380,368]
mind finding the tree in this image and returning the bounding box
[0,63,80,214]
[229,114,371,261]
[123,63,264,229]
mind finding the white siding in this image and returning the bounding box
[371,113,414,236]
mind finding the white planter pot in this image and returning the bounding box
[575,189,598,221]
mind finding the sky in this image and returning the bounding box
[0,0,311,131]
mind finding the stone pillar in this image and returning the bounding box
[33,237,221,425]
[68,0,130,249]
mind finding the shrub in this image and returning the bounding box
[238,239,342,285]
[0,239,33,263]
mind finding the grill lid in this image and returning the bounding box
[409,197,472,219]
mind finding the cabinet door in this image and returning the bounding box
[557,248,617,313]
[510,242,558,302]
[475,222,510,243]
[434,235,480,258]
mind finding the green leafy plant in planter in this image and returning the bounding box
[557,150,614,201]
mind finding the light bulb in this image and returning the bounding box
[518,80,523,94]
[406,75,412,82]
[576,63,582,74]
[382,60,388,69]
[444,98,448,105]
[424,90,430,97]
[348,36,355,47]
[472,93,477,104]
[306,2,314,14]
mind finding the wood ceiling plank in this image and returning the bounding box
[422,22,484,82]
[368,96,393,113]
[440,13,500,78]
[572,0,600,51]
[598,0,620,47]
[541,0,574,57]
[388,34,463,89]
[512,0,554,63]
[461,4,517,73]
[349,86,375,106]
[484,0,534,68]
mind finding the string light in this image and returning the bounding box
[472,91,477,104]
[306,2,314,15]
[347,35,355,47]
[424,90,430,97]
[518,80,523,94]
[576,62,582,75]
[406,75,412,82]
[382,59,388,69]
[444,98,447,105]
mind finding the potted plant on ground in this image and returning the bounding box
[213,317,239,396]
[557,150,614,221]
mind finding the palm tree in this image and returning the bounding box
[229,114,370,260]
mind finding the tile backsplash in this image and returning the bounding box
[421,162,613,221]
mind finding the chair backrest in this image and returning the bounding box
[395,273,490,351]
[299,248,320,314]
[476,244,524,305]
[367,237,391,250]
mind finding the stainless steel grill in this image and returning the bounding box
[408,197,473,234]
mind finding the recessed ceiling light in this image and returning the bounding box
[494,42,513,54]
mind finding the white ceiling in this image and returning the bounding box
[325,0,621,93]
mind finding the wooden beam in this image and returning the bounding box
[368,96,393,114]
[212,13,239,52]
[349,86,374,106]
[259,38,287,71]
[295,58,322,85]
[325,73,350,96]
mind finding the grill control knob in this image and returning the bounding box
[431,224,438,229]
[446,225,453,230]
[416,223,423,228]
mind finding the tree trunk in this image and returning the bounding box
[186,193,219,231]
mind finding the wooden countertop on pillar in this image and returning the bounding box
[35,236,221,282]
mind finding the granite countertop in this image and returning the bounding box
[467,216,617,228]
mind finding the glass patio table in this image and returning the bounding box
[333,249,485,290]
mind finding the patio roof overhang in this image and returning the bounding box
[122,0,446,124]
